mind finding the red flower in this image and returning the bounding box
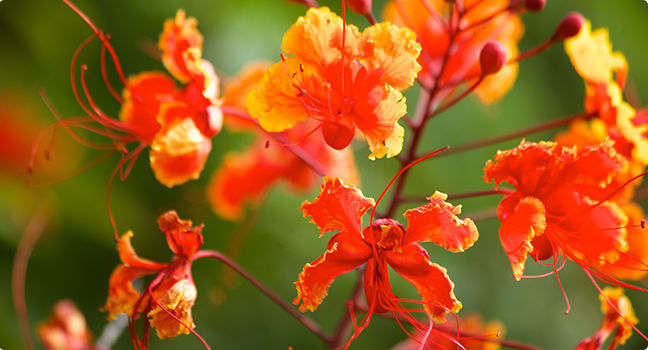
[293,177,478,331]
[483,140,631,280]
[102,211,203,340]
[247,7,421,159]
[51,6,222,188]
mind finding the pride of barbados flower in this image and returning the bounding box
[483,140,636,280]
[38,300,107,350]
[41,4,223,188]
[246,7,421,159]
[293,177,478,332]
[102,211,203,340]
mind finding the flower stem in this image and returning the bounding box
[193,249,334,345]
[12,199,52,350]
[435,112,594,159]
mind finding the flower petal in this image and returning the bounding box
[117,230,168,270]
[102,264,158,320]
[403,191,479,252]
[300,176,375,237]
[159,10,203,83]
[150,109,212,188]
[158,210,204,258]
[565,21,627,86]
[148,276,197,339]
[293,232,373,312]
[360,22,421,91]
[497,196,546,280]
[386,244,462,322]
[356,86,406,160]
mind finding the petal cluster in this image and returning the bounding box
[38,300,105,350]
[247,7,421,159]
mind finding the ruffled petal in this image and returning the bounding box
[599,203,648,280]
[159,10,204,83]
[497,196,546,280]
[150,108,212,188]
[360,22,421,91]
[300,176,375,238]
[148,276,197,339]
[403,191,479,251]
[223,61,272,132]
[282,7,360,69]
[386,244,462,322]
[293,232,373,312]
[355,86,406,160]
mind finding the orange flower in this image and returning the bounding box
[38,300,106,350]
[384,0,525,104]
[294,177,478,342]
[484,140,631,280]
[565,21,648,165]
[247,7,421,159]
[102,211,203,340]
[51,7,222,188]
[574,287,638,350]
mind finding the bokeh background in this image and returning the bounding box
[1,0,648,349]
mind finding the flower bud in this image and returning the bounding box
[348,0,372,15]
[552,13,585,41]
[524,0,545,13]
[479,41,507,76]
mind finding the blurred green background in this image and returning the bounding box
[1,0,648,349]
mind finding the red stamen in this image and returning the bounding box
[100,38,124,104]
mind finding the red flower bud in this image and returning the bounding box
[552,13,585,41]
[348,0,372,15]
[479,41,507,76]
[524,0,546,13]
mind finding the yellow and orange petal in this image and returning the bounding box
[565,21,627,86]
[359,22,421,91]
[159,9,204,84]
[148,277,197,339]
[293,232,373,312]
[403,191,479,252]
[599,203,648,280]
[38,300,96,350]
[150,106,212,188]
[300,177,375,238]
[358,87,407,160]
[246,57,312,132]
[281,7,361,71]
[102,264,157,320]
